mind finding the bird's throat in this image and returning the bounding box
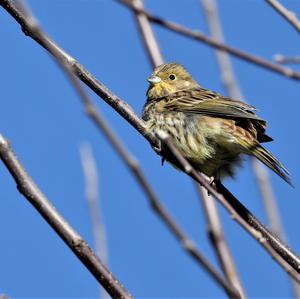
[147,82,177,100]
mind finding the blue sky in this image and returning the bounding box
[1,0,300,298]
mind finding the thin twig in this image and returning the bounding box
[80,143,109,299]
[201,0,300,295]
[0,0,156,147]
[130,0,163,67]
[200,0,281,245]
[274,54,300,65]
[1,0,300,284]
[3,1,130,298]
[198,1,247,297]
[266,0,300,34]
[80,143,108,264]
[79,102,239,298]
[196,184,245,299]
[252,160,300,297]
[130,0,243,297]
[5,1,239,296]
[200,0,242,100]
[157,130,300,283]
[252,160,284,238]
[0,135,132,299]
[117,0,300,82]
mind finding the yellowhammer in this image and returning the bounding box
[142,63,291,185]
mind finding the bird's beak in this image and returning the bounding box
[147,75,161,84]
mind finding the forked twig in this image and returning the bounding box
[79,98,240,298]
[118,0,300,82]
[1,1,130,298]
[1,0,239,297]
[129,0,244,297]
[201,0,300,295]
[1,0,300,285]
[157,131,300,284]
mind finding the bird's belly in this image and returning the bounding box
[146,114,242,177]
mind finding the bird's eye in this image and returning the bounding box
[169,74,176,80]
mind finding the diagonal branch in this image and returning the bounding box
[201,0,300,295]
[83,108,240,298]
[129,1,244,297]
[0,135,132,299]
[195,184,245,299]
[266,0,300,34]
[117,0,300,82]
[0,135,239,299]
[3,1,240,297]
[200,0,242,100]
[129,0,163,67]
[80,143,108,266]
[80,143,110,299]
[200,0,281,241]
[157,131,300,282]
[0,0,157,147]
[1,0,300,285]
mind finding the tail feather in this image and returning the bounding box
[251,145,293,186]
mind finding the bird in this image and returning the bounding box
[142,62,292,186]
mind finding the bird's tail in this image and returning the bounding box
[251,145,293,186]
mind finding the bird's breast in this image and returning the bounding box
[143,105,214,163]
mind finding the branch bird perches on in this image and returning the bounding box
[129,0,245,297]
[1,0,300,287]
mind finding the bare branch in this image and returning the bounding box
[199,2,246,296]
[80,143,108,263]
[129,0,244,296]
[80,143,110,299]
[130,0,163,67]
[201,0,300,294]
[274,54,300,65]
[78,98,239,298]
[0,135,132,299]
[252,160,284,237]
[117,0,300,82]
[251,161,300,297]
[4,1,239,296]
[2,1,130,298]
[1,0,300,284]
[201,0,282,235]
[0,0,157,147]
[157,130,300,284]
[266,0,300,34]
[196,184,245,299]
[200,0,242,100]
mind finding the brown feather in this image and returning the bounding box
[143,63,291,185]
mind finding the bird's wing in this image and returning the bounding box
[164,87,263,122]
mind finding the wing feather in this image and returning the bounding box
[163,87,273,143]
[164,87,262,121]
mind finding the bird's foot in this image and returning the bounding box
[207,176,220,196]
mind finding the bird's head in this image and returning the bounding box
[146,63,198,99]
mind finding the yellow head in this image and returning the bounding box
[146,63,198,99]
